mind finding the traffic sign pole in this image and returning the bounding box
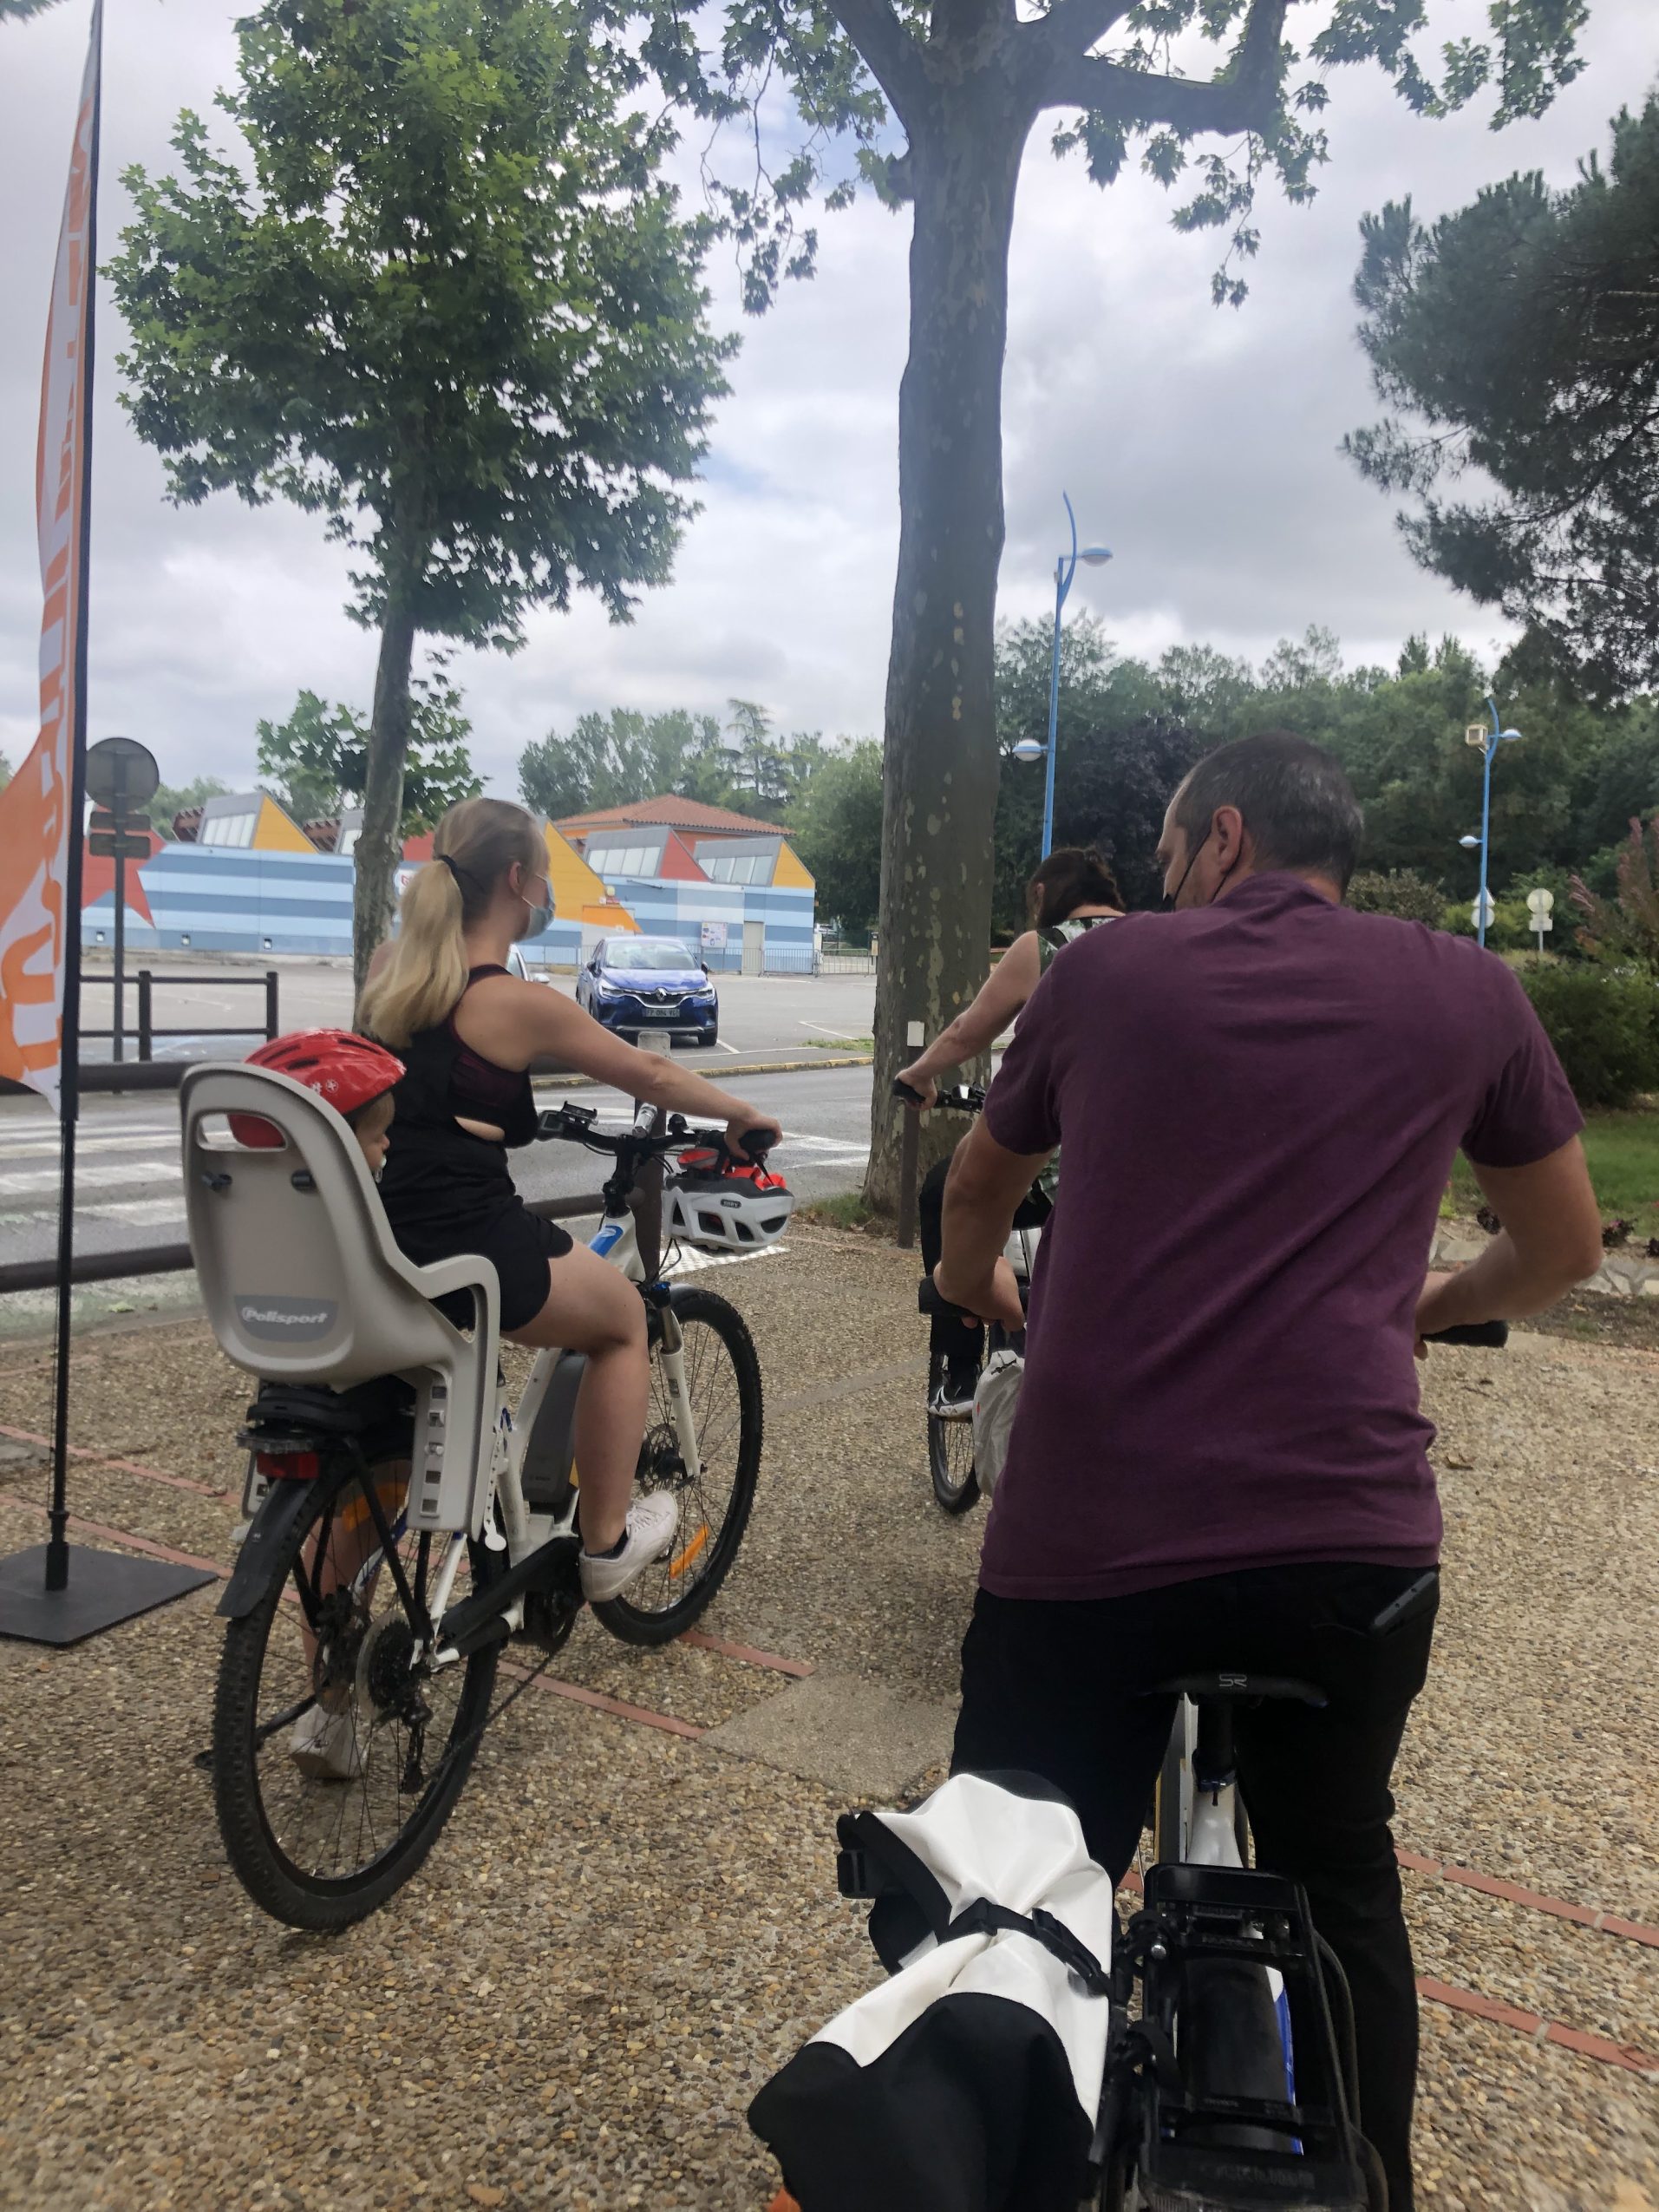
[85,739,159,1065]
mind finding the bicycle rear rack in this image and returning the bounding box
[1099,1862,1375,2212]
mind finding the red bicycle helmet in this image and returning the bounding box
[229,1030,405,1148]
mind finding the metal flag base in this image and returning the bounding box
[0,1542,215,1646]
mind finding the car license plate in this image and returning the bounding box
[644,1007,676,1018]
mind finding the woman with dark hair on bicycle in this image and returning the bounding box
[896,847,1123,1415]
[358,796,781,1604]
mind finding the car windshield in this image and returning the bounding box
[604,939,696,972]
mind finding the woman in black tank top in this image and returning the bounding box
[359,798,781,1601]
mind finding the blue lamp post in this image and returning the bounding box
[1465,696,1523,947]
[1012,494,1112,859]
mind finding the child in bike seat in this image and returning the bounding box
[356,795,781,1606]
[232,1030,402,1175]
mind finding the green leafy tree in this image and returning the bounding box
[1574,815,1659,976]
[519,708,729,820]
[748,0,1587,1207]
[790,740,884,933]
[1349,95,1659,702]
[108,0,731,988]
[0,749,12,794]
[993,616,1189,926]
[258,677,482,834]
[1347,869,1447,926]
[150,774,230,838]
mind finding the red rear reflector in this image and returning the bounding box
[257,1450,321,1482]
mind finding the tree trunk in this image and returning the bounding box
[353,595,418,1000]
[864,94,1031,1211]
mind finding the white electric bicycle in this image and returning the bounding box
[209,1100,767,1930]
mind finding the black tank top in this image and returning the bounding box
[373,967,538,1238]
[390,965,538,1149]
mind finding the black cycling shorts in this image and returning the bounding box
[397,1200,575,1334]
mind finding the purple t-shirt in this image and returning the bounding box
[980,873,1583,1601]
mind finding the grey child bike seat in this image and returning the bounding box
[180,1061,500,1537]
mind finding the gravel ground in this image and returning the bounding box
[0,1226,1655,2210]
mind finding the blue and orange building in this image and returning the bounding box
[81,791,815,972]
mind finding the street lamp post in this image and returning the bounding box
[1464,696,1523,948]
[1012,494,1112,859]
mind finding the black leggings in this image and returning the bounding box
[952,1561,1438,2212]
[918,1157,1049,1380]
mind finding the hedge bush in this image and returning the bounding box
[1519,964,1659,1109]
[1349,868,1447,926]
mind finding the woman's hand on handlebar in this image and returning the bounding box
[895,1063,938,1111]
[723,1109,782,1162]
[932,1255,1024,1332]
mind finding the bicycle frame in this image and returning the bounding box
[421,1103,702,1663]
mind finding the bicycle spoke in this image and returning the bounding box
[246,1464,483,1889]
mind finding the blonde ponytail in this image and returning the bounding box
[356,796,545,1048]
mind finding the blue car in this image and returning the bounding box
[577,935,720,1048]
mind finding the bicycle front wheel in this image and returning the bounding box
[926,1346,981,1515]
[212,1454,501,1930]
[593,1286,762,1646]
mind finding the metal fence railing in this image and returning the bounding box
[135,969,279,1061]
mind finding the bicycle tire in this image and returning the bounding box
[593,1285,762,1647]
[926,1347,981,1515]
[1153,1703,1186,1863]
[212,1453,502,1931]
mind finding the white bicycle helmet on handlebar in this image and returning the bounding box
[666,1146,794,1253]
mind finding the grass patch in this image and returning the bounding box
[797,1190,882,1232]
[803,1035,874,1051]
[1447,1105,1659,1223]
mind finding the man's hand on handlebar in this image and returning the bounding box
[932,1255,1024,1332]
[723,1112,782,1162]
[894,1064,938,1112]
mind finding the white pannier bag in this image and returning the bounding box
[749,1770,1116,2212]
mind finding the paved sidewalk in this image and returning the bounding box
[0,1229,1656,2210]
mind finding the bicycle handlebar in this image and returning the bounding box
[892,1077,986,1113]
[918,1278,1029,1318]
[537,1101,774,1168]
[918,1274,1508,1349]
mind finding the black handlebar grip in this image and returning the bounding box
[892,1077,926,1107]
[732,1128,773,1163]
[918,1277,1029,1317]
[1423,1319,1509,1349]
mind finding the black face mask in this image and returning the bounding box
[1163,828,1211,912]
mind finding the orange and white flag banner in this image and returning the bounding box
[0,0,102,1112]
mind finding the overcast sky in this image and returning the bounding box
[2,2,1655,801]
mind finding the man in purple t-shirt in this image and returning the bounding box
[935,732,1601,2209]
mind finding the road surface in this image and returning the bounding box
[74,956,875,1064]
[0,1063,876,1282]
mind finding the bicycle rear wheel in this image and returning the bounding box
[212,1454,501,1929]
[926,1346,981,1515]
[593,1286,761,1646]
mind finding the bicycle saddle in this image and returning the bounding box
[1153,1672,1328,1708]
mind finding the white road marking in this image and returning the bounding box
[0,1159,179,1196]
[0,1131,179,1161]
[81,1199,188,1226]
[796,1020,852,1036]
[717,1039,741,1053]
[662,1241,786,1277]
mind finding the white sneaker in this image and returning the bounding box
[579,1492,679,1602]
[291,1701,362,1780]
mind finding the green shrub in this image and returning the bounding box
[1518,965,1659,1109]
[1348,868,1447,926]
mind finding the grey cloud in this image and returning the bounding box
[2,0,1654,797]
